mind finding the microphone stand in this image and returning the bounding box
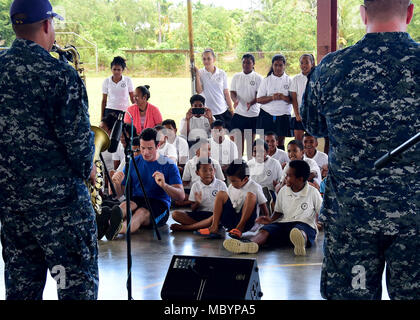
[122,130,162,300]
[374,132,420,170]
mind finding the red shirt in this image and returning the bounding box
[124,102,162,134]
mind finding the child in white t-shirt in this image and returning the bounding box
[256,54,292,151]
[209,120,238,172]
[101,56,134,119]
[264,131,289,169]
[223,160,322,256]
[194,160,269,239]
[170,158,228,232]
[289,54,315,142]
[302,133,329,172]
[155,125,178,164]
[180,94,215,145]
[277,140,322,192]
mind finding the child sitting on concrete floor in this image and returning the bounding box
[223,160,322,255]
[194,159,270,239]
[170,158,228,232]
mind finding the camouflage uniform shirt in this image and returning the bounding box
[300,32,419,231]
[0,38,95,212]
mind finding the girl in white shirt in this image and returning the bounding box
[101,56,134,119]
[290,54,316,142]
[194,48,234,130]
[257,54,293,151]
[230,54,263,159]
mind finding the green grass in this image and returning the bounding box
[86,77,193,128]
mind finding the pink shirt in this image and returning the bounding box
[124,102,162,134]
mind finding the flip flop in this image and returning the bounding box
[228,228,242,239]
[193,228,222,239]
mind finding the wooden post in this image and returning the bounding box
[187,0,196,95]
[317,0,338,64]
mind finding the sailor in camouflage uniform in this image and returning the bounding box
[0,0,98,299]
[301,0,419,300]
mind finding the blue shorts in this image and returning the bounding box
[257,109,292,137]
[220,199,257,232]
[230,113,258,134]
[290,117,305,130]
[132,196,169,227]
[186,211,213,222]
[261,221,317,248]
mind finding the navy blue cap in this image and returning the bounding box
[10,0,64,25]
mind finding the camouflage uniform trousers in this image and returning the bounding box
[0,201,99,300]
[320,219,419,300]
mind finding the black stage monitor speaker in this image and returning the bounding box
[161,255,263,300]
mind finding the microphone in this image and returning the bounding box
[108,113,124,153]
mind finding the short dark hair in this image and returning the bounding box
[136,85,151,101]
[139,128,159,146]
[303,132,317,141]
[154,125,165,132]
[196,158,213,171]
[288,139,304,151]
[252,139,269,152]
[211,120,225,129]
[364,0,411,20]
[190,94,206,106]
[242,53,255,64]
[162,119,177,130]
[265,131,278,140]
[101,113,118,131]
[123,123,138,138]
[132,136,140,147]
[226,159,249,180]
[289,160,311,182]
[111,56,126,70]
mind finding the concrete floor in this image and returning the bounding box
[0,214,389,300]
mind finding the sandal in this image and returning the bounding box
[193,228,222,239]
[228,228,242,239]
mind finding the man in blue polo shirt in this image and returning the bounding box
[102,128,184,240]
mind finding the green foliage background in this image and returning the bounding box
[1,0,419,76]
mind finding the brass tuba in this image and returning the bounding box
[89,126,111,215]
[52,42,110,215]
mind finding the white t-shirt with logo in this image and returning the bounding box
[228,179,267,216]
[189,178,228,212]
[274,182,322,232]
[281,158,322,186]
[247,156,283,192]
[179,115,215,142]
[289,73,308,117]
[209,137,238,166]
[257,73,292,116]
[230,71,263,117]
[271,148,290,165]
[182,156,225,188]
[198,67,229,116]
[304,151,328,170]
[102,75,134,112]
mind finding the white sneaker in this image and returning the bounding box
[223,238,259,254]
[289,228,306,256]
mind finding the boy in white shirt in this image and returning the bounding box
[302,133,328,172]
[223,160,322,256]
[247,139,282,212]
[264,131,289,169]
[162,119,189,168]
[277,140,322,192]
[155,125,178,164]
[209,120,238,172]
[180,94,215,145]
[194,160,269,239]
[170,158,228,232]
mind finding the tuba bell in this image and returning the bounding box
[88,126,111,215]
